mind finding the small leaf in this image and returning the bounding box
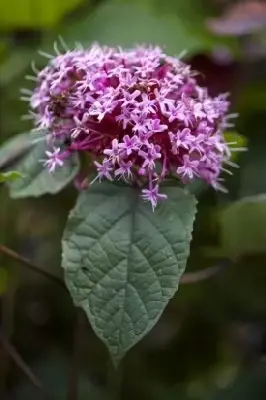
[0,131,79,198]
[220,194,266,258]
[0,131,39,169]
[62,182,196,365]
[9,143,79,199]
[224,131,247,162]
[0,170,24,183]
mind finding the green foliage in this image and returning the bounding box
[0,40,7,60]
[0,48,36,86]
[57,0,237,56]
[0,131,80,198]
[56,2,200,54]
[0,267,8,295]
[0,0,238,86]
[13,350,107,400]
[212,365,266,400]
[220,195,266,258]
[238,132,266,198]
[224,132,247,162]
[0,131,36,169]
[62,183,196,364]
[0,0,85,30]
[0,170,24,183]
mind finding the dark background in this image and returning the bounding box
[1,0,266,399]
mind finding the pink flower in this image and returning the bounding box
[141,185,167,211]
[26,43,239,209]
[168,128,192,154]
[42,147,64,173]
[177,155,200,180]
[93,160,113,182]
[115,160,133,180]
[139,144,161,170]
[148,119,168,133]
[119,135,140,156]
[103,139,121,164]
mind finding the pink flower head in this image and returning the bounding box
[26,43,239,209]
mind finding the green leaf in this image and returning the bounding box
[220,194,266,257]
[0,40,7,61]
[0,48,36,86]
[224,132,247,162]
[187,179,207,196]
[9,142,79,199]
[0,131,79,198]
[0,131,38,169]
[62,183,196,365]
[0,170,24,183]
[238,133,266,198]
[0,0,85,30]
[60,0,218,55]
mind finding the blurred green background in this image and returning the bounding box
[1,0,266,399]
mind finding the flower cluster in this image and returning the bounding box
[23,43,238,209]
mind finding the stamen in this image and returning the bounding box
[25,75,38,81]
[38,50,54,59]
[20,96,31,101]
[53,42,61,56]
[20,88,32,95]
[31,61,39,74]
[58,36,69,52]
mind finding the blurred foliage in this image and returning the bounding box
[0,267,8,295]
[212,364,266,400]
[221,195,266,257]
[0,0,86,30]
[1,131,80,198]
[0,0,266,399]
[224,131,247,162]
[54,0,237,54]
[0,171,24,183]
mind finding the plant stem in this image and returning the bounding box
[0,243,231,289]
[179,259,231,284]
[0,244,66,290]
[0,265,18,397]
[0,328,44,390]
[67,310,84,400]
[107,360,123,400]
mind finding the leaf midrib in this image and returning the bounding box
[117,187,139,355]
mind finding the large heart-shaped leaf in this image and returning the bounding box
[62,182,196,365]
[0,131,79,198]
